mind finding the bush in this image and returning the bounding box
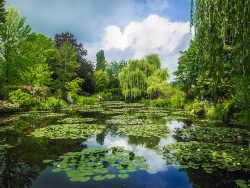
[141,98,171,108]
[8,89,38,110]
[170,89,185,109]
[185,99,206,117]
[207,99,236,122]
[0,100,19,113]
[141,87,185,109]
[65,77,84,101]
[76,96,97,105]
[98,89,123,101]
[37,97,66,112]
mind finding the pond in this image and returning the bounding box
[0,101,249,188]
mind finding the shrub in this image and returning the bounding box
[8,89,37,110]
[141,98,171,108]
[0,100,19,113]
[37,97,66,112]
[207,99,237,122]
[185,99,206,117]
[98,89,123,101]
[170,89,185,109]
[65,77,84,101]
[76,96,97,105]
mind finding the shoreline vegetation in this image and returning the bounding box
[0,2,249,127]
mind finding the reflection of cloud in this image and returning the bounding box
[85,121,185,174]
[86,134,168,174]
[132,146,167,174]
[160,121,185,145]
[104,136,132,151]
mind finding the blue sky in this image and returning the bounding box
[5,0,192,79]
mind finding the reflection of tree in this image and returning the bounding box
[128,136,160,149]
[96,130,107,145]
[182,120,193,127]
[0,128,84,188]
[0,148,39,188]
[183,168,248,188]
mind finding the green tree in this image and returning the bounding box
[93,70,109,92]
[119,54,165,99]
[147,68,169,99]
[65,77,84,100]
[96,49,106,70]
[53,42,79,90]
[0,8,31,85]
[106,60,127,88]
[0,0,5,23]
[190,0,250,123]
[174,39,199,99]
[146,54,161,69]
[18,33,55,86]
[54,32,94,93]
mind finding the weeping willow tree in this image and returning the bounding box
[147,68,169,99]
[119,54,168,99]
[118,60,148,99]
[190,0,250,123]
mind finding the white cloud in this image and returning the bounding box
[88,14,192,80]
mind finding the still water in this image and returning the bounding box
[0,102,248,188]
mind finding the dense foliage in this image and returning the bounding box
[175,0,250,124]
[119,54,167,99]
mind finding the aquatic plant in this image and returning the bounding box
[57,117,96,124]
[106,115,153,125]
[48,147,148,182]
[31,123,106,139]
[175,126,249,144]
[117,124,169,138]
[235,179,250,188]
[20,111,65,118]
[162,141,250,173]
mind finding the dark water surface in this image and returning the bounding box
[0,102,249,188]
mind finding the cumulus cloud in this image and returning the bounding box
[88,14,192,79]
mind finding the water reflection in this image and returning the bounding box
[86,120,185,174]
[87,133,167,174]
[1,105,247,188]
[0,129,85,188]
[159,120,185,146]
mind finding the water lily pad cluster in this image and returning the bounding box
[49,147,148,182]
[235,179,250,188]
[162,141,250,173]
[137,108,169,117]
[57,117,96,124]
[117,124,169,138]
[106,115,153,125]
[175,126,249,144]
[20,112,65,118]
[31,123,106,139]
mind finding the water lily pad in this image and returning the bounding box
[93,175,105,181]
[118,174,129,179]
[105,174,116,180]
[175,126,249,144]
[42,159,53,164]
[51,147,148,182]
[31,123,106,139]
[162,141,250,173]
[57,117,96,124]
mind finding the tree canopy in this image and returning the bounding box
[0,8,31,85]
[119,54,168,99]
